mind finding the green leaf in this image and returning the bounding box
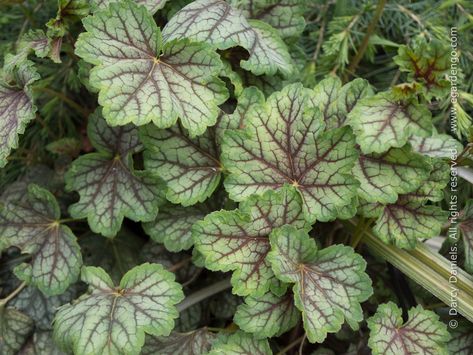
[208,331,271,355]
[229,0,306,38]
[348,92,433,154]
[162,0,293,77]
[19,331,65,355]
[353,145,431,204]
[141,86,264,207]
[0,307,33,355]
[91,0,169,14]
[75,0,227,135]
[234,291,299,338]
[143,203,211,252]
[312,77,372,130]
[53,263,184,355]
[10,285,76,330]
[369,160,450,249]
[448,319,473,355]
[409,133,464,158]
[367,302,450,355]
[193,185,308,296]
[0,60,39,168]
[65,110,164,237]
[222,83,359,222]
[0,185,82,295]
[142,328,215,355]
[267,225,372,343]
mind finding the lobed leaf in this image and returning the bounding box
[0,307,34,355]
[0,60,39,168]
[348,92,433,154]
[162,0,293,77]
[53,263,184,355]
[66,110,164,237]
[222,83,359,222]
[409,133,464,159]
[234,291,299,338]
[142,328,215,355]
[367,302,450,355]
[90,0,169,14]
[0,185,82,295]
[267,225,372,343]
[193,185,308,296]
[75,0,227,135]
[208,330,271,355]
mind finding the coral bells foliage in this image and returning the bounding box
[1,0,473,354]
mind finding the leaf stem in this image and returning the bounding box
[0,281,27,306]
[177,278,231,313]
[346,0,387,76]
[276,335,306,355]
[33,87,90,118]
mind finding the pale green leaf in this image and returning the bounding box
[19,331,66,355]
[267,225,372,343]
[142,328,215,355]
[0,185,82,295]
[162,0,293,77]
[53,263,184,355]
[348,92,433,154]
[0,60,39,167]
[409,133,463,158]
[448,319,473,355]
[193,185,308,296]
[65,110,164,237]
[367,302,450,355]
[91,0,169,14]
[208,331,271,355]
[75,1,227,135]
[222,83,359,222]
[312,77,372,130]
[234,291,299,338]
[353,145,431,204]
[0,307,33,355]
[229,0,306,38]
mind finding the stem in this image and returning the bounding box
[346,0,387,75]
[0,282,27,306]
[168,257,192,273]
[177,278,231,313]
[276,335,306,355]
[33,87,90,118]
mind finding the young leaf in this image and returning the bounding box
[75,1,227,135]
[141,87,264,206]
[162,0,293,76]
[142,328,215,355]
[0,307,33,355]
[234,291,299,338]
[409,133,464,158]
[313,77,372,130]
[367,302,450,355]
[267,225,372,343]
[0,60,39,168]
[348,92,433,154]
[353,145,431,204]
[90,0,169,14]
[193,185,308,296]
[53,263,184,355]
[208,330,271,355]
[394,39,449,100]
[0,185,82,295]
[65,110,164,237]
[229,0,306,38]
[222,83,359,222]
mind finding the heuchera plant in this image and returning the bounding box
[0,0,473,354]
